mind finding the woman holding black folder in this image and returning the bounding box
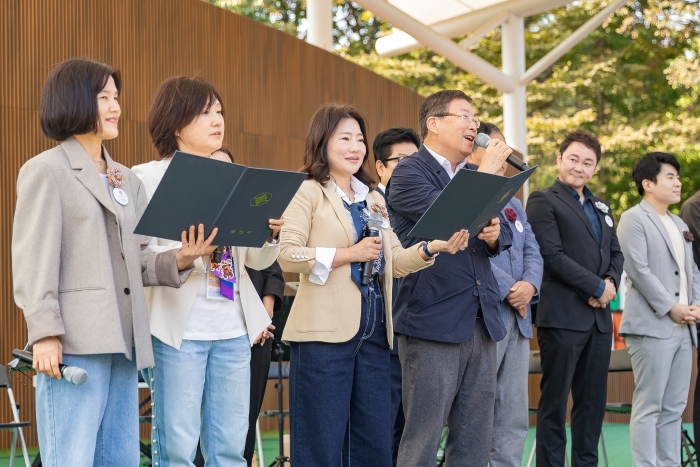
[132,76,282,466]
[278,103,469,467]
[11,59,215,466]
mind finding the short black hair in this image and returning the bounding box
[40,58,122,141]
[559,130,602,163]
[477,122,503,137]
[632,152,681,196]
[419,90,472,140]
[148,76,225,159]
[373,128,420,166]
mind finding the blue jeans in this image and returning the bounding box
[290,276,391,467]
[146,336,251,467]
[36,352,139,467]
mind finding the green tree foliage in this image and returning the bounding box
[206,0,700,218]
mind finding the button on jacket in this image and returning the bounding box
[12,137,193,369]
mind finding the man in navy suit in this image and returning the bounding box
[387,90,514,466]
[526,130,623,467]
[372,127,420,467]
[471,123,544,467]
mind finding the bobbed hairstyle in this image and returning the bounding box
[632,152,681,196]
[40,58,122,141]
[147,76,224,159]
[301,103,374,189]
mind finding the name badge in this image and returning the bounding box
[515,220,524,233]
[605,215,613,227]
[113,188,129,206]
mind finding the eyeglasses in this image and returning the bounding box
[434,113,480,126]
[384,155,407,163]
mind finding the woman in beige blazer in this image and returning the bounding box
[279,104,469,467]
[11,59,213,466]
[132,76,282,467]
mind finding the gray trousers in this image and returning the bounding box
[397,321,497,467]
[490,311,530,467]
[626,326,692,467]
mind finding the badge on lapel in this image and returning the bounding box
[594,201,609,213]
[107,166,128,206]
[684,230,695,243]
[504,207,523,233]
[371,203,391,228]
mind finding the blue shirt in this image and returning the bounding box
[556,179,606,298]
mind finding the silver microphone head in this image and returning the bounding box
[62,366,88,385]
[367,212,384,231]
[474,133,491,149]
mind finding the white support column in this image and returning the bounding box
[501,14,529,199]
[307,0,333,51]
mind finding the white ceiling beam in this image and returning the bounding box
[376,0,570,57]
[354,0,516,92]
[458,11,510,50]
[519,0,630,85]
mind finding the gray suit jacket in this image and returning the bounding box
[12,137,192,369]
[490,198,543,338]
[617,199,700,345]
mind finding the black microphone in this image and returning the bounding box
[361,212,384,286]
[12,349,89,385]
[474,133,529,171]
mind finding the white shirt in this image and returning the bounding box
[424,145,468,179]
[310,176,383,285]
[659,214,689,309]
[183,248,248,340]
[377,183,386,194]
[100,173,110,192]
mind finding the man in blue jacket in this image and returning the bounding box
[386,90,513,466]
[471,122,544,467]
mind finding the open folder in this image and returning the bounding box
[408,166,537,240]
[134,151,306,247]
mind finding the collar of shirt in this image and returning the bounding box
[377,183,386,193]
[333,175,370,205]
[556,178,593,205]
[424,145,468,179]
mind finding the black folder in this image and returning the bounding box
[408,166,537,240]
[134,151,307,247]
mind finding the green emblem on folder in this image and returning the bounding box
[251,192,272,207]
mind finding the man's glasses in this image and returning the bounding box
[434,113,480,126]
[384,155,408,163]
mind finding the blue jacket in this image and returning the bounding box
[386,145,513,344]
[489,197,543,338]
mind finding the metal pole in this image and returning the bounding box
[306,0,333,51]
[501,14,529,199]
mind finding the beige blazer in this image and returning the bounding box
[279,179,434,347]
[132,159,279,349]
[12,138,191,369]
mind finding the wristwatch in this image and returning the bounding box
[423,241,437,259]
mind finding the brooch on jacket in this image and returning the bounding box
[107,166,125,188]
[504,208,517,222]
[594,201,609,214]
[370,203,391,228]
[684,230,695,243]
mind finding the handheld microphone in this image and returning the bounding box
[12,349,88,385]
[474,133,529,171]
[361,212,384,285]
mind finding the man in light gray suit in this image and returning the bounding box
[618,152,700,467]
[471,123,544,467]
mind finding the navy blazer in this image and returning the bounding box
[490,197,543,338]
[386,145,513,343]
[526,182,623,332]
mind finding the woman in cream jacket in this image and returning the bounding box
[133,76,281,467]
[279,104,469,467]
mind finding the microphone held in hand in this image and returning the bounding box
[12,349,88,385]
[474,133,529,171]
[361,212,384,286]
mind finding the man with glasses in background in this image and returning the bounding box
[372,127,421,467]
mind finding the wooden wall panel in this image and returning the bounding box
[0,0,425,449]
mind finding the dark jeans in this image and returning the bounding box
[289,276,391,467]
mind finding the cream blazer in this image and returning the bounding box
[12,138,191,369]
[132,159,279,349]
[279,179,434,347]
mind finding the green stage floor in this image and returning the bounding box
[0,423,695,466]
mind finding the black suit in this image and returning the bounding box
[526,181,623,467]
